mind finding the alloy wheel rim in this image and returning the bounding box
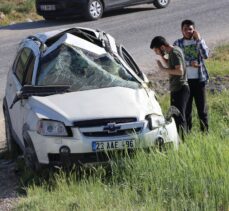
[90,1,102,18]
[158,0,168,6]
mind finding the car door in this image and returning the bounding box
[132,0,152,5]
[6,47,36,144]
[105,0,131,9]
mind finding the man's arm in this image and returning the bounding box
[193,31,209,59]
[197,39,209,59]
[157,60,183,76]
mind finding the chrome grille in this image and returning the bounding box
[78,121,144,138]
[73,118,137,127]
[83,128,142,137]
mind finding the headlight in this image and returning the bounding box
[147,115,165,130]
[37,120,68,136]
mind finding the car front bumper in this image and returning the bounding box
[28,118,179,165]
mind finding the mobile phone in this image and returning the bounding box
[191,30,195,39]
[160,49,165,56]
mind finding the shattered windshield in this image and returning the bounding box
[36,44,140,91]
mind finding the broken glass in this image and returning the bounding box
[36,44,140,91]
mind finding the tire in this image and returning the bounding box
[153,0,170,8]
[85,0,103,21]
[3,107,21,160]
[24,146,41,172]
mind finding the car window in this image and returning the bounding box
[12,51,21,71]
[24,55,35,85]
[36,44,140,91]
[118,46,143,79]
[14,48,32,84]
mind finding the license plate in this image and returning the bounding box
[92,140,135,152]
[40,5,56,11]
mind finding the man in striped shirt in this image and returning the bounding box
[174,19,209,133]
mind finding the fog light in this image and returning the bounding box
[60,146,70,154]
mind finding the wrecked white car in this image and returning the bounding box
[3,27,179,170]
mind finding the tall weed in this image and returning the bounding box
[0,3,14,14]
[16,91,229,211]
[15,0,35,13]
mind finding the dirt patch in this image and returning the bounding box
[147,73,229,95]
[0,160,19,211]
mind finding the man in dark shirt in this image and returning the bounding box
[150,36,190,138]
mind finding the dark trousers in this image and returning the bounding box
[186,79,209,132]
[170,85,190,139]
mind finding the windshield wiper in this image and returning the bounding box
[10,85,70,109]
[22,85,71,96]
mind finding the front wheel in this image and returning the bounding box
[85,0,103,21]
[3,108,21,159]
[24,146,41,172]
[153,0,170,8]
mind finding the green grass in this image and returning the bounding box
[15,46,229,210]
[15,0,34,13]
[0,3,14,14]
[206,44,229,76]
[0,0,41,25]
[0,0,36,13]
[16,138,229,209]
[15,93,229,211]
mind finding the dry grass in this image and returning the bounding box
[0,0,42,26]
[206,44,229,76]
[211,44,229,61]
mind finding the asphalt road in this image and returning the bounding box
[0,0,229,129]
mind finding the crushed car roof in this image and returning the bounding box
[33,27,100,45]
[43,33,106,57]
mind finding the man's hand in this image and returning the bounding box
[154,48,163,56]
[191,61,200,68]
[157,60,166,71]
[193,30,201,40]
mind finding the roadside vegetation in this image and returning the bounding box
[0,0,41,26]
[15,45,229,210]
[206,44,229,76]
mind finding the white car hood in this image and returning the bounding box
[29,87,163,126]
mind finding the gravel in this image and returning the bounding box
[148,74,229,95]
[0,119,19,211]
[0,159,19,211]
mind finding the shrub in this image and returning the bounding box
[15,0,35,13]
[0,3,14,14]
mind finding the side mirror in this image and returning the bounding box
[165,106,181,122]
[9,91,23,109]
[9,85,31,109]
